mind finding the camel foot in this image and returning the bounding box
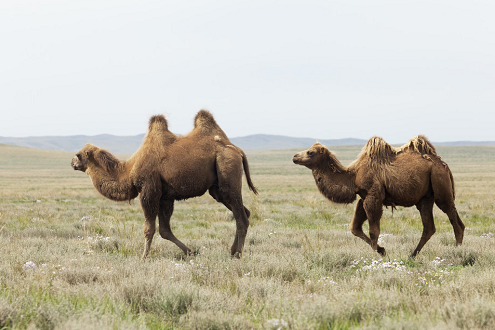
[186,249,199,256]
[231,252,242,259]
[377,246,386,257]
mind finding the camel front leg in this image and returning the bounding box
[158,199,192,255]
[143,218,156,260]
[363,196,385,256]
[140,188,161,260]
[352,199,386,256]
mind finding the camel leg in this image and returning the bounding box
[158,199,192,255]
[430,167,465,246]
[435,201,465,246]
[140,184,161,260]
[350,199,371,244]
[411,196,436,258]
[209,185,251,219]
[229,195,249,258]
[363,196,385,256]
[216,149,250,258]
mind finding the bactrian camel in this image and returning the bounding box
[71,110,258,259]
[293,135,464,257]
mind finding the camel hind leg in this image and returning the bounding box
[411,195,435,257]
[435,201,465,246]
[158,199,192,255]
[209,185,251,219]
[431,165,465,246]
[215,148,250,258]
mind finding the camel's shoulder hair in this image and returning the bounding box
[398,135,437,155]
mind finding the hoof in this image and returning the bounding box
[231,252,242,259]
[377,246,386,256]
[187,250,199,256]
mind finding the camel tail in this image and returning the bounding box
[240,150,258,195]
[449,167,456,200]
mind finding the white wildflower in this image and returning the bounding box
[23,261,37,272]
[265,318,288,330]
[377,233,393,245]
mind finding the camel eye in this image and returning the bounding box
[307,151,315,156]
[76,154,82,160]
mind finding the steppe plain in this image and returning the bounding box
[1,143,495,329]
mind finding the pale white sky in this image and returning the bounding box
[1,0,494,142]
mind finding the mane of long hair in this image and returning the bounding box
[398,135,437,155]
[349,136,397,171]
[94,149,120,172]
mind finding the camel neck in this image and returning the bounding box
[312,165,357,204]
[86,159,138,202]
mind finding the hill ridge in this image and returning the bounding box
[1,134,494,153]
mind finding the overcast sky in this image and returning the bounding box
[1,0,494,143]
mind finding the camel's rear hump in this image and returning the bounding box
[400,135,437,155]
[193,110,229,139]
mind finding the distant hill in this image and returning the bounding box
[230,134,367,150]
[0,134,145,154]
[0,134,494,153]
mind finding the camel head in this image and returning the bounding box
[71,143,119,172]
[292,143,329,168]
[71,144,97,172]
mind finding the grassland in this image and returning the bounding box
[1,143,495,329]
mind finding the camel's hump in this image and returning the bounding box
[193,110,229,139]
[362,136,397,160]
[400,135,437,155]
[194,110,218,128]
[148,115,168,131]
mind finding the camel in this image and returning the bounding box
[293,135,465,257]
[71,110,258,260]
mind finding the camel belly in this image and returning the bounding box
[383,175,431,207]
[161,166,217,199]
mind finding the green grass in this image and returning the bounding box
[1,143,495,329]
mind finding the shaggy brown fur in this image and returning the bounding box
[293,136,464,257]
[72,110,258,259]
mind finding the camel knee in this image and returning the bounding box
[244,207,251,219]
[144,224,156,239]
[158,227,173,240]
[424,226,436,239]
[350,226,362,237]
